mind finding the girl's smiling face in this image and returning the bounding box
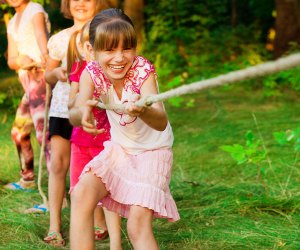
[69,0,96,23]
[6,0,28,9]
[95,40,136,85]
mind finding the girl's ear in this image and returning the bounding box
[84,41,95,61]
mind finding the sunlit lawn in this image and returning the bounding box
[1,73,300,249]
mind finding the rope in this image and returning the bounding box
[37,83,50,208]
[96,52,300,111]
[20,62,41,70]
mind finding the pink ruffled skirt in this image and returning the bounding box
[81,141,180,222]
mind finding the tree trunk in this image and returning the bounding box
[124,0,144,51]
[274,0,300,58]
[108,0,120,8]
[231,0,237,27]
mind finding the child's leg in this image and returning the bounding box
[103,208,122,250]
[94,206,108,233]
[127,206,158,250]
[70,172,108,250]
[11,94,34,181]
[27,69,51,171]
[48,135,70,233]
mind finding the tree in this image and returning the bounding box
[124,0,144,51]
[274,0,300,58]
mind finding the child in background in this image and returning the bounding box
[67,22,122,248]
[43,0,109,246]
[69,8,180,250]
[4,0,51,191]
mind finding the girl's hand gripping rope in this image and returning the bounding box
[54,67,68,82]
[81,99,105,136]
[124,94,146,117]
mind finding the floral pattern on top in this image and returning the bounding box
[86,56,156,126]
[124,57,156,94]
[86,61,112,99]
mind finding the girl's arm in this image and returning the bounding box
[126,72,168,131]
[32,12,49,66]
[44,57,67,86]
[69,69,97,130]
[7,34,33,70]
[68,81,79,109]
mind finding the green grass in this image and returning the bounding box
[1,74,300,249]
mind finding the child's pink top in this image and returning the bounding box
[69,61,111,147]
[86,56,173,155]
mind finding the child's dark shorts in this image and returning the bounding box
[49,117,73,140]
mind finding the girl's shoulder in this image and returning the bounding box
[26,1,46,14]
[69,61,87,83]
[86,61,112,96]
[48,29,69,43]
[124,56,157,92]
[132,56,155,73]
[48,29,69,60]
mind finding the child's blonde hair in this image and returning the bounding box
[67,20,91,76]
[61,0,111,20]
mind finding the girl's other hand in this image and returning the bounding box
[40,53,49,69]
[54,67,68,82]
[17,55,34,69]
[81,100,105,135]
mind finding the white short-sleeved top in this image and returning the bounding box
[86,56,174,155]
[7,2,50,63]
[47,29,71,118]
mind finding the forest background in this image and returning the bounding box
[1,0,300,98]
[1,0,300,249]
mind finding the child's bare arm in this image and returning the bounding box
[68,81,79,109]
[69,69,94,127]
[32,12,48,66]
[45,58,67,86]
[7,34,33,70]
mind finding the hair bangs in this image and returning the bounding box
[93,20,137,51]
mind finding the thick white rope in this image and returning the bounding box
[37,83,50,208]
[97,53,300,111]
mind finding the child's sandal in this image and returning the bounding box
[44,232,65,247]
[94,226,109,241]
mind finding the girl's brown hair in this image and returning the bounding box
[67,20,91,76]
[89,8,137,52]
[61,0,111,20]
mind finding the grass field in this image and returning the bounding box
[1,73,300,249]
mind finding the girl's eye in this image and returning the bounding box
[124,48,132,51]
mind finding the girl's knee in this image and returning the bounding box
[71,182,94,212]
[127,217,149,241]
[71,183,86,205]
[49,163,68,177]
[127,207,153,241]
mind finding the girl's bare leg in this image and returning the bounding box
[127,206,158,250]
[104,208,122,250]
[48,136,70,233]
[70,172,108,250]
[94,206,107,231]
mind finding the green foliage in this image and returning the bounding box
[261,67,300,95]
[0,72,23,110]
[0,92,6,104]
[220,130,268,194]
[220,131,266,165]
[2,73,300,248]
[274,128,300,152]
